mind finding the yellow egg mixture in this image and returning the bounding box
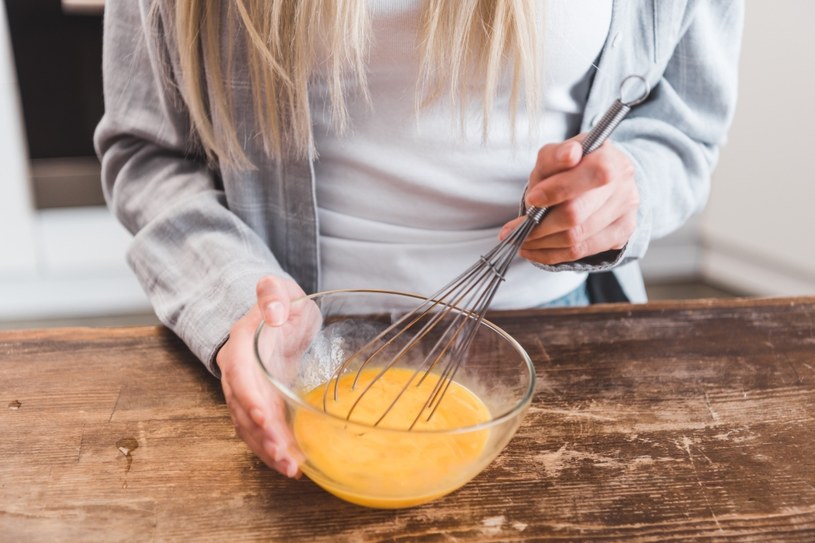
[294,367,491,508]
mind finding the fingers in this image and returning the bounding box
[519,214,635,264]
[500,144,613,244]
[257,276,291,326]
[225,383,299,477]
[526,143,627,210]
[514,139,639,265]
[525,181,616,243]
[498,215,526,241]
[520,182,638,264]
[257,275,309,326]
[528,139,583,189]
[500,138,584,241]
[217,303,302,478]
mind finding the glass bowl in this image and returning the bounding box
[254,288,535,509]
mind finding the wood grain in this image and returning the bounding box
[1,297,814,542]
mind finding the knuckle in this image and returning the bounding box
[537,143,556,163]
[523,249,551,266]
[592,160,614,186]
[565,244,585,261]
[546,186,567,204]
[620,214,637,236]
[530,187,556,207]
[621,157,637,180]
[565,224,585,246]
[220,364,234,383]
[526,188,543,207]
[561,201,584,226]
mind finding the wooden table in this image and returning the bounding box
[2,297,815,542]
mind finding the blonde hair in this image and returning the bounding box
[168,0,540,167]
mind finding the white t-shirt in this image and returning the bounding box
[312,0,612,307]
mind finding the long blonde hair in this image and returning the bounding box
[167,0,540,167]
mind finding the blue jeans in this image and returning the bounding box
[538,281,591,308]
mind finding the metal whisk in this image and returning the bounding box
[324,75,651,429]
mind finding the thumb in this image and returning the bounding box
[256,276,291,327]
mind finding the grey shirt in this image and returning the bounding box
[95,0,744,376]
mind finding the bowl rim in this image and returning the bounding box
[253,288,536,435]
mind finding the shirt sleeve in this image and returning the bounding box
[538,0,744,273]
[94,1,290,377]
[616,0,744,266]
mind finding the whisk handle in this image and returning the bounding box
[581,99,632,155]
[524,75,650,224]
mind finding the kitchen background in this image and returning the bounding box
[1,0,813,329]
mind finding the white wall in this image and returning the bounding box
[700,1,815,295]
[0,3,151,323]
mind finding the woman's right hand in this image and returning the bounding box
[216,275,310,478]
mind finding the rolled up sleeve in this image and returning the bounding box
[94,1,288,376]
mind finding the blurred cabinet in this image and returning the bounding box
[5,0,106,209]
[61,0,104,15]
[0,1,149,322]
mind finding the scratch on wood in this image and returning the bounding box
[804,308,815,340]
[534,337,552,364]
[678,435,723,532]
[77,425,86,463]
[786,356,803,385]
[537,444,651,477]
[704,391,720,423]
[538,506,815,535]
[713,427,755,444]
[533,377,562,399]
[109,385,123,423]
[481,515,506,536]
[767,333,803,385]
[537,444,570,477]
[534,407,617,422]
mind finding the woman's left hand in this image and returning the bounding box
[499,136,639,265]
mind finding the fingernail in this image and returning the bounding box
[265,301,285,326]
[285,459,298,478]
[249,408,265,427]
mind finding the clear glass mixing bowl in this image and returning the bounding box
[254,289,535,508]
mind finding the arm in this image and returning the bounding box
[510,0,744,269]
[96,1,303,477]
[94,1,291,375]
[615,0,744,262]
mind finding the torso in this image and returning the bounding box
[311,0,612,306]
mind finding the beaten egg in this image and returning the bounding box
[294,367,491,508]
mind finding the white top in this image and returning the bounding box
[312,0,612,307]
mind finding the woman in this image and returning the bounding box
[95,1,743,477]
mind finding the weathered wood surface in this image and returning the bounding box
[1,297,814,542]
